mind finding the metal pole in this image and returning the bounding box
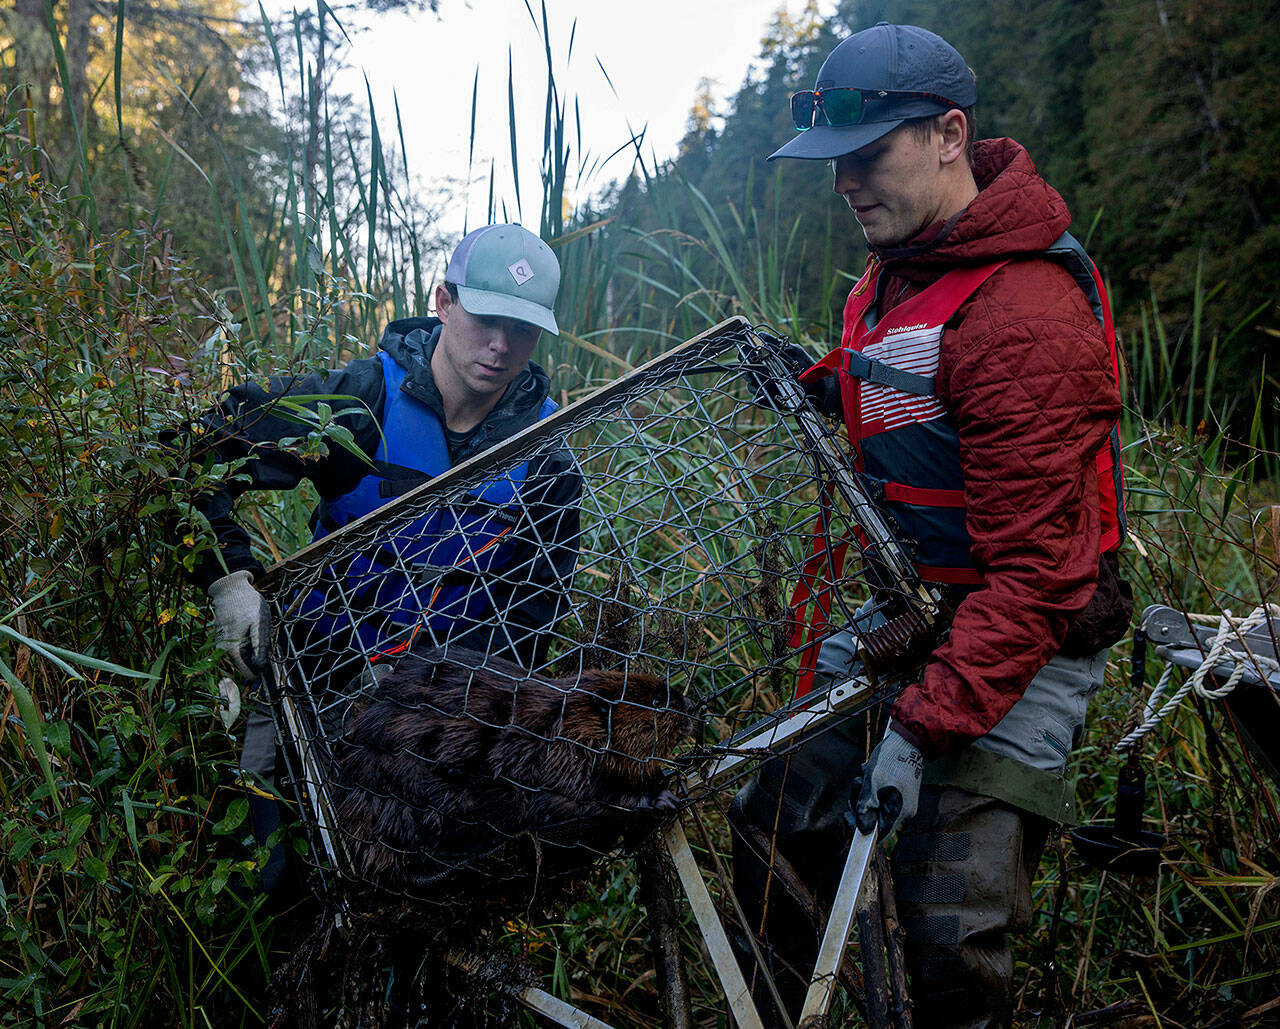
[662,820,767,1029]
[799,828,878,1023]
[269,659,346,871]
[691,672,874,790]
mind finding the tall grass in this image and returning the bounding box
[2,2,1278,1027]
[0,89,274,1026]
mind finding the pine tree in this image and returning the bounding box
[1082,0,1280,419]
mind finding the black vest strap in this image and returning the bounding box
[843,349,937,397]
[1043,231,1106,328]
[368,459,431,498]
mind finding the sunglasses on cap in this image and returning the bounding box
[789,87,959,131]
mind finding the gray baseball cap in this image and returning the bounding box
[445,223,560,335]
[769,23,976,161]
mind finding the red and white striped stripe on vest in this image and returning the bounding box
[788,232,1124,695]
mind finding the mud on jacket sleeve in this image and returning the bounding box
[187,357,388,590]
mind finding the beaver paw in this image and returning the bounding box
[617,788,680,814]
[650,789,678,812]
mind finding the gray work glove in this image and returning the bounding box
[854,727,924,838]
[208,570,272,680]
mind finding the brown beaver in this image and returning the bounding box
[333,647,694,899]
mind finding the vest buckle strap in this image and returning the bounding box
[842,348,936,397]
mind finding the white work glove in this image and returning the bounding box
[208,570,272,680]
[214,676,242,730]
[854,727,924,839]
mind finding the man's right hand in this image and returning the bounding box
[749,342,815,411]
[208,570,272,679]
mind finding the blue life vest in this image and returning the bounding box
[299,350,557,656]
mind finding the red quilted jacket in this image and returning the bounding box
[872,138,1123,758]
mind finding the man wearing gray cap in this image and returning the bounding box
[731,23,1130,1028]
[193,223,581,892]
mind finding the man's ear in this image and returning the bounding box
[434,282,454,322]
[937,108,969,167]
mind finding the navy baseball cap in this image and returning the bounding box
[445,223,560,335]
[769,23,976,161]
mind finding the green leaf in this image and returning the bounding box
[9,829,37,863]
[44,720,70,758]
[1220,478,1239,521]
[209,862,231,896]
[83,856,109,883]
[0,657,62,813]
[0,624,153,680]
[120,791,139,856]
[507,47,522,221]
[213,798,249,836]
[64,807,93,846]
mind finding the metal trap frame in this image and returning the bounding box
[257,315,929,1027]
[1138,603,1280,783]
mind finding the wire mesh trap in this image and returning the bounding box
[258,319,929,930]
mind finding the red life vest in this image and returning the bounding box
[788,232,1125,694]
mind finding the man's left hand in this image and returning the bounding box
[855,727,924,838]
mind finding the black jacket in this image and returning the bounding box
[191,317,582,666]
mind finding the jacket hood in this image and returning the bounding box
[376,315,554,455]
[873,138,1073,274]
[379,315,441,370]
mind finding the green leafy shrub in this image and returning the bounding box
[0,107,279,1028]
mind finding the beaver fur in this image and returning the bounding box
[333,647,693,898]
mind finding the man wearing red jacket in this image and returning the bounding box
[730,22,1132,1028]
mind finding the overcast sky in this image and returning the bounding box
[265,1,831,237]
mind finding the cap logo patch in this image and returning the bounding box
[508,259,534,286]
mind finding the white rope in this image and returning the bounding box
[1116,605,1280,753]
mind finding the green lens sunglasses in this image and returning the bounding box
[790,87,958,131]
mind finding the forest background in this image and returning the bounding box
[5,0,1279,412]
[2,0,1279,1026]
